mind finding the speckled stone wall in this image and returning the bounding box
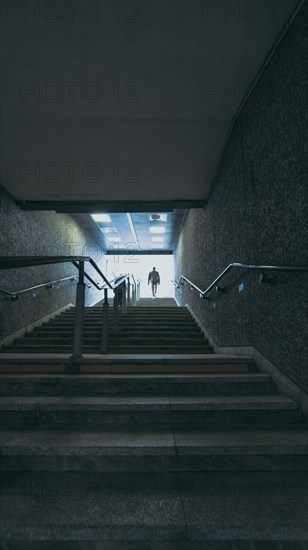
[0,186,107,340]
[175,5,308,392]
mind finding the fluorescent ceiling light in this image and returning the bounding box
[150,214,167,222]
[151,237,164,242]
[107,237,121,242]
[91,214,112,223]
[149,226,166,234]
[151,244,164,248]
[101,227,116,234]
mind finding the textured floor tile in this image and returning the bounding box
[0,472,185,541]
[178,471,308,540]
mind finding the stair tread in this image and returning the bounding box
[1,425,307,455]
[0,394,298,408]
[0,373,271,381]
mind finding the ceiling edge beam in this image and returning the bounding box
[15,200,206,213]
[106,250,173,255]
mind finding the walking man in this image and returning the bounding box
[148,267,160,298]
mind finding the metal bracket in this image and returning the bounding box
[215,284,225,293]
[259,273,277,286]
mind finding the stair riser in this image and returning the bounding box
[16,339,207,345]
[53,315,193,320]
[30,330,202,336]
[1,454,307,472]
[41,324,198,330]
[1,408,302,426]
[33,324,200,329]
[58,309,191,313]
[61,312,190,315]
[3,349,213,355]
[0,381,274,396]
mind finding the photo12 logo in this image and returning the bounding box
[1,161,140,186]
[0,1,142,25]
[201,1,297,24]
[0,81,140,105]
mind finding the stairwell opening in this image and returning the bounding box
[103,253,175,300]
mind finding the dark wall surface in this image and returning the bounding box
[0,186,107,340]
[174,5,308,392]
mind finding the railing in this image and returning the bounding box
[130,274,141,305]
[0,275,80,301]
[173,262,308,299]
[0,256,140,362]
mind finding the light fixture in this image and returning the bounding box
[91,214,112,223]
[101,227,116,234]
[149,226,166,234]
[150,214,167,222]
[107,237,121,242]
[151,244,164,248]
[151,237,164,242]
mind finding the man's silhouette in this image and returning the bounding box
[148,267,160,298]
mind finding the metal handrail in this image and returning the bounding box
[71,261,106,291]
[0,275,79,300]
[112,274,130,289]
[0,256,139,362]
[173,262,308,299]
[0,256,113,288]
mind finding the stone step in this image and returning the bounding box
[0,394,302,426]
[50,319,194,324]
[109,346,213,353]
[27,333,203,340]
[2,346,214,354]
[0,361,255,375]
[54,317,194,322]
[0,373,275,395]
[58,306,191,317]
[31,328,201,335]
[58,310,190,313]
[1,471,307,543]
[45,316,197,321]
[41,323,199,329]
[1,425,307,472]
[90,306,188,309]
[55,314,192,318]
[17,337,207,345]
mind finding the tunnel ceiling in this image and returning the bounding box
[88,210,186,253]
[1,0,300,210]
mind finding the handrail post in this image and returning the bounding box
[114,287,119,336]
[127,277,131,307]
[122,280,127,315]
[101,288,109,353]
[132,283,136,306]
[137,280,140,302]
[72,261,85,364]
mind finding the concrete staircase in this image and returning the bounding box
[0,304,307,546]
[1,372,307,545]
[2,305,213,354]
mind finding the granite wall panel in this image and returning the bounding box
[0,187,107,340]
[174,5,308,391]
